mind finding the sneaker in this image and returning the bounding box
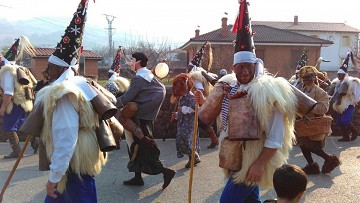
[123,177,144,186]
[322,155,340,174]
[302,162,320,175]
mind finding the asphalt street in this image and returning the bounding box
[0,136,359,203]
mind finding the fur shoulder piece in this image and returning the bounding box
[248,75,297,130]
[0,64,17,78]
[218,73,238,86]
[189,70,212,96]
[331,78,340,85]
[112,76,130,92]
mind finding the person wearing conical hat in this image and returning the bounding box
[296,66,340,175]
[188,41,220,148]
[104,46,130,150]
[0,36,36,159]
[27,1,108,201]
[105,46,130,97]
[289,47,308,89]
[195,1,297,202]
[328,52,360,142]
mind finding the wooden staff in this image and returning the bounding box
[188,103,199,203]
[0,135,32,203]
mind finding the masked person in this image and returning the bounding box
[195,1,297,202]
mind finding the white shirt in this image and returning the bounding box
[0,71,15,95]
[264,109,285,149]
[49,96,79,183]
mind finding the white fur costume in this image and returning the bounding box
[331,76,360,114]
[0,64,35,113]
[35,79,107,193]
[218,73,296,189]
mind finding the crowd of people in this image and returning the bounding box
[1,0,360,202]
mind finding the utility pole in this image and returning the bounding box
[103,14,116,64]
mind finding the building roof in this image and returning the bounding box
[252,21,360,33]
[32,48,103,60]
[180,24,333,50]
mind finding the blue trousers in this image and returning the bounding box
[45,173,97,203]
[2,104,26,131]
[220,177,261,203]
[336,105,355,125]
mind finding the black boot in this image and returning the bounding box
[338,126,351,142]
[349,123,359,141]
[4,132,21,159]
[31,136,39,154]
[162,168,176,189]
[123,172,144,186]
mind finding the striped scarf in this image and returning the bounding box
[221,84,240,131]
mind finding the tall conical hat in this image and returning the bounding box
[188,41,209,67]
[108,46,123,75]
[232,0,258,65]
[48,0,89,70]
[295,47,308,73]
[337,52,352,74]
[1,36,35,66]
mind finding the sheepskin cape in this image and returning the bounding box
[111,75,130,92]
[219,73,296,189]
[0,64,34,113]
[35,79,107,193]
[189,69,213,96]
[331,76,360,114]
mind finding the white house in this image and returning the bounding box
[253,16,360,72]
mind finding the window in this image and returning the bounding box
[342,36,350,47]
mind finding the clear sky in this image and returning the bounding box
[0,0,359,48]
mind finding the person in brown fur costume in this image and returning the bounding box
[296,66,340,174]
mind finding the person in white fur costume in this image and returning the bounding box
[0,35,36,159]
[328,51,360,142]
[195,1,296,202]
[187,41,220,148]
[32,1,107,202]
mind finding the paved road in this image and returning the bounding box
[0,136,359,203]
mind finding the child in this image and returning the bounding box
[265,164,307,203]
[171,73,200,168]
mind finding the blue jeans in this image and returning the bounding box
[45,173,97,203]
[220,177,261,203]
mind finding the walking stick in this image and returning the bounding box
[188,103,199,203]
[0,135,32,203]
